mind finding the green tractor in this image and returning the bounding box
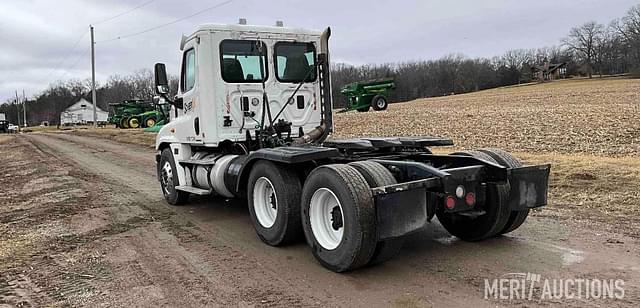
[142,102,171,132]
[339,78,395,112]
[108,100,157,129]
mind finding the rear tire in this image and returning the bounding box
[158,148,189,205]
[348,161,404,266]
[247,161,303,246]
[436,150,511,241]
[371,95,388,111]
[129,117,140,129]
[478,148,529,234]
[301,164,377,272]
[120,117,130,129]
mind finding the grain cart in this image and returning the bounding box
[152,23,551,272]
[340,78,395,112]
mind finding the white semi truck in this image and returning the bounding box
[152,23,551,272]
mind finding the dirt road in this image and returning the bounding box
[1,133,638,307]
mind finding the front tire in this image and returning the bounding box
[301,164,377,272]
[158,148,189,205]
[145,117,157,128]
[247,161,303,246]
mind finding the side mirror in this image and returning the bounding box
[154,63,169,95]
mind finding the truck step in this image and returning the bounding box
[175,185,212,195]
[179,158,219,165]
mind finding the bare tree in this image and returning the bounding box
[612,5,640,72]
[563,21,604,78]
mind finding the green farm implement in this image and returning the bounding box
[108,100,168,129]
[339,78,395,112]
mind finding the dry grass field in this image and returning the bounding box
[334,77,640,156]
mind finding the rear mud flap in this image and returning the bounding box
[507,164,551,210]
[375,189,428,240]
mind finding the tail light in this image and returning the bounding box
[465,192,476,206]
[445,196,456,210]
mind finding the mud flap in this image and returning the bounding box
[507,164,551,210]
[374,188,428,240]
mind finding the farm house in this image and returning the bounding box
[60,98,108,125]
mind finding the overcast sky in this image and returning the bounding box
[0,0,637,103]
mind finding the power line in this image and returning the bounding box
[92,0,158,25]
[45,30,88,80]
[98,0,234,43]
[57,46,91,81]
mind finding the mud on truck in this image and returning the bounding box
[153,23,551,272]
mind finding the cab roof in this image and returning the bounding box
[195,23,322,37]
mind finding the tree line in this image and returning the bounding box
[1,4,638,124]
[332,5,640,106]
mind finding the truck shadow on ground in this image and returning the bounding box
[183,194,560,280]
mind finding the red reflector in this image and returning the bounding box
[445,196,456,210]
[465,192,476,206]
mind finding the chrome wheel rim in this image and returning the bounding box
[253,177,277,228]
[160,161,173,195]
[310,188,344,250]
[376,98,386,109]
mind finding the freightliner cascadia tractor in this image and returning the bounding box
[152,23,551,272]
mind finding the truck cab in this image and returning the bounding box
[157,24,326,148]
[152,23,550,273]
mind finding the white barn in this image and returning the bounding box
[60,98,108,125]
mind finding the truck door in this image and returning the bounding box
[178,43,197,129]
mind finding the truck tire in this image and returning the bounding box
[478,148,529,235]
[371,95,388,111]
[436,150,511,241]
[158,148,189,205]
[348,161,404,266]
[247,161,303,246]
[301,164,377,272]
[129,117,141,129]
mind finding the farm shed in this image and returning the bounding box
[60,98,108,125]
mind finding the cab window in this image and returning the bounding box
[274,42,316,82]
[220,40,268,83]
[181,48,196,92]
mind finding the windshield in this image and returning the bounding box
[274,42,316,83]
[220,40,268,83]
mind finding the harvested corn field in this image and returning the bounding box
[333,78,640,156]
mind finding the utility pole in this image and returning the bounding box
[90,25,97,127]
[15,90,20,127]
[22,89,27,127]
